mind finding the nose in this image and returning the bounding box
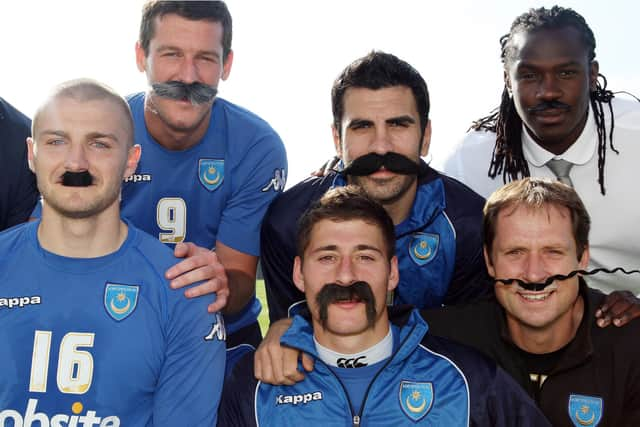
[537,74,562,101]
[177,56,199,84]
[369,126,393,155]
[522,253,548,285]
[335,256,357,286]
[64,143,89,172]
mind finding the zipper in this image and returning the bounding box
[353,415,360,426]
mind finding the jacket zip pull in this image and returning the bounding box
[353,415,361,426]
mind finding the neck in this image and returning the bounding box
[508,294,584,354]
[38,202,128,258]
[143,97,211,151]
[314,316,390,355]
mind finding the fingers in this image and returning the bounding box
[301,352,315,373]
[254,319,303,385]
[208,287,229,313]
[596,290,640,328]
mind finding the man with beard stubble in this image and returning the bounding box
[123,0,287,351]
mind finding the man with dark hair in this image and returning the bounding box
[261,51,490,325]
[0,97,38,231]
[124,0,287,349]
[219,186,549,426]
[0,79,224,425]
[444,5,640,293]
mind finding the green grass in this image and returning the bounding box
[256,279,270,336]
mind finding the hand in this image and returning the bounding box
[165,242,229,313]
[310,156,340,177]
[595,290,640,328]
[254,318,314,385]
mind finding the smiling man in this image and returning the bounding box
[444,6,640,293]
[123,1,287,350]
[423,178,640,425]
[0,79,224,426]
[219,187,549,426]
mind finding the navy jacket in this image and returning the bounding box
[261,162,491,322]
[0,97,38,231]
[218,308,550,426]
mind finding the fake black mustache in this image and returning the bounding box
[61,171,93,187]
[495,267,640,291]
[342,152,421,176]
[528,100,571,114]
[316,281,377,329]
[151,81,218,105]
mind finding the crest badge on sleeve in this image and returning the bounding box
[409,232,439,266]
[198,159,224,191]
[104,283,139,321]
[568,394,603,426]
[399,381,433,421]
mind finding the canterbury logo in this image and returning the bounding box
[336,356,368,368]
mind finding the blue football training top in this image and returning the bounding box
[0,221,225,426]
[123,93,287,334]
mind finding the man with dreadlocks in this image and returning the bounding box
[443,6,640,294]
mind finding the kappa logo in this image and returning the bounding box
[261,168,286,193]
[123,173,152,183]
[336,356,368,368]
[0,295,41,310]
[204,312,226,342]
[276,391,323,406]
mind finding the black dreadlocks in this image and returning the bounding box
[471,6,616,195]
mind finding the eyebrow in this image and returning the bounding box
[311,244,384,254]
[347,115,416,129]
[517,59,583,69]
[39,130,120,142]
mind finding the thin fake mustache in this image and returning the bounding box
[495,267,640,291]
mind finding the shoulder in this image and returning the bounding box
[0,221,33,252]
[0,97,31,152]
[125,92,145,110]
[423,166,485,221]
[125,224,178,281]
[215,98,281,139]
[611,96,640,129]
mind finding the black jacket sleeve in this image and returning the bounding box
[217,352,258,427]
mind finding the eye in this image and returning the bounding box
[519,72,537,81]
[558,70,577,79]
[318,254,337,263]
[46,138,65,146]
[90,140,110,149]
[356,253,377,262]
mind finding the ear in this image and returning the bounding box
[123,144,142,179]
[483,245,496,278]
[578,244,590,269]
[292,256,305,293]
[589,61,599,91]
[135,41,147,73]
[332,125,343,159]
[387,256,399,292]
[420,120,432,157]
[221,50,234,81]
[26,137,36,173]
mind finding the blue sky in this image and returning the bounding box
[3,0,638,186]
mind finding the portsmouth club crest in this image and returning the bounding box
[104,283,139,321]
[399,381,433,422]
[198,159,224,191]
[409,232,439,266]
[568,394,603,426]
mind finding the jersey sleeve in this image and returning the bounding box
[216,130,287,256]
[153,290,226,425]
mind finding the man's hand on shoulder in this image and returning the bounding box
[596,290,640,328]
[166,242,229,313]
[254,318,314,385]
